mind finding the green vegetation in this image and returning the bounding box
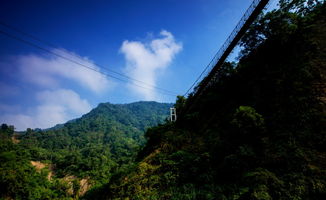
[1,1,326,199]
[90,1,326,199]
[0,101,171,199]
[0,125,71,200]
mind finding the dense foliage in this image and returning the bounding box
[92,1,326,199]
[0,101,171,199]
[1,1,325,199]
[0,125,72,200]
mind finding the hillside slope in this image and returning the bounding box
[98,2,326,200]
[0,101,172,199]
[21,101,172,172]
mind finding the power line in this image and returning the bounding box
[0,21,178,96]
[0,29,177,96]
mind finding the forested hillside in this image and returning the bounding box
[0,101,172,199]
[91,1,326,199]
[1,1,325,200]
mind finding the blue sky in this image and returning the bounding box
[0,0,278,130]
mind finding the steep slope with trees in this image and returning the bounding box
[97,1,326,199]
[0,101,172,199]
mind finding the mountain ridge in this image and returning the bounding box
[44,101,173,131]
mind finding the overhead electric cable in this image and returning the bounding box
[0,21,178,96]
[0,29,177,97]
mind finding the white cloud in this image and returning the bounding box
[0,49,108,130]
[0,89,92,130]
[120,30,182,100]
[0,114,35,131]
[36,89,91,114]
[16,48,112,93]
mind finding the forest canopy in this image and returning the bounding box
[94,1,326,199]
[1,0,326,199]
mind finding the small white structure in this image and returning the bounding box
[170,107,177,122]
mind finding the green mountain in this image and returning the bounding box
[0,101,172,199]
[95,2,326,200]
[23,101,172,149]
[1,1,326,200]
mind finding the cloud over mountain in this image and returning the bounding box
[0,89,91,130]
[0,49,108,130]
[15,48,111,93]
[120,30,182,100]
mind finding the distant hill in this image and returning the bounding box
[18,101,172,182]
[23,101,172,148]
[44,101,171,131]
[96,3,326,200]
[77,101,173,132]
[0,101,173,199]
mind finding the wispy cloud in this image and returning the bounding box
[120,30,182,100]
[0,89,91,130]
[15,48,112,93]
[0,49,108,130]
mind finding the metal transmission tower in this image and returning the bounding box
[185,0,270,101]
